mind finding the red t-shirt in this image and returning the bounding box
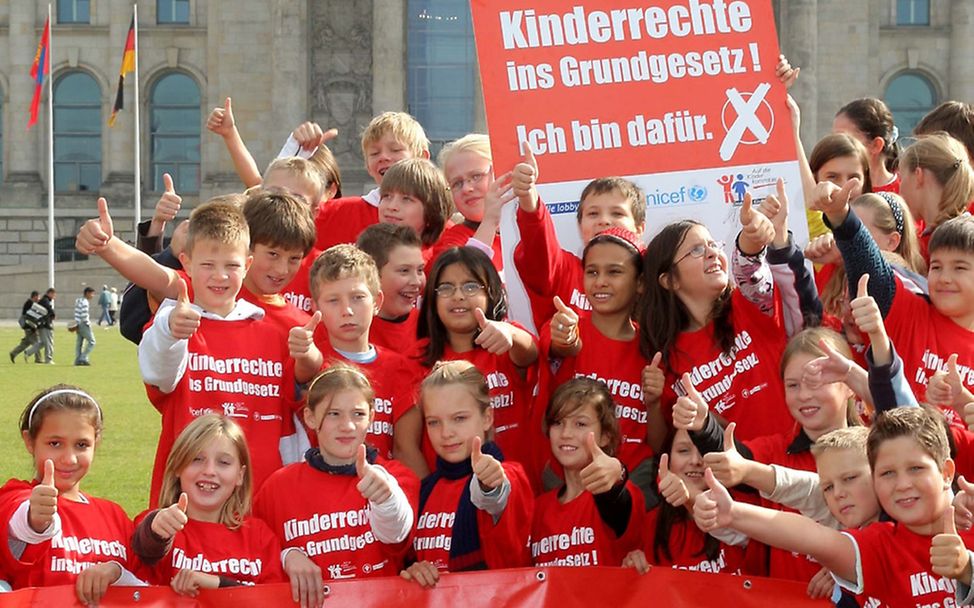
[311,341,421,460]
[544,318,653,472]
[315,196,379,251]
[513,202,590,330]
[370,310,421,356]
[238,285,310,336]
[530,483,645,567]
[413,462,533,571]
[660,289,793,442]
[0,480,138,589]
[144,314,296,506]
[253,459,419,580]
[842,521,974,607]
[281,248,322,314]
[871,174,901,194]
[135,514,284,586]
[429,223,504,272]
[643,509,746,575]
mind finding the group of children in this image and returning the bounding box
[4,59,974,607]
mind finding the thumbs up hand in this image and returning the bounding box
[738,193,776,255]
[657,453,691,507]
[803,233,841,266]
[356,445,393,504]
[811,178,861,225]
[168,279,201,340]
[702,423,747,488]
[151,492,189,539]
[206,96,236,138]
[579,432,624,495]
[152,173,183,225]
[76,198,116,255]
[952,475,974,531]
[693,468,734,532]
[471,436,506,491]
[849,274,883,337]
[289,311,322,361]
[292,121,338,152]
[928,354,969,409]
[513,142,540,212]
[931,505,972,580]
[28,459,58,533]
[550,296,581,353]
[642,353,665,405]
[672,373,708,431]
[473,308,515,355]
[801,338,853,390]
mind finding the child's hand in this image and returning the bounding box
[802,338,853,389]
[550,296,580,351]
[965,403,974,432]
[152,173,182,227]
[473,309,515,355]
[952,475,974,531]
[400,560,440,588]
[206,97,236,138]
[672,373,708,431]
[642,353,664,405]
[76,198,115,255]
[702,423,748,488]
[810,179,861,224]
[657,453,690,507]
[284,550,324,608]
[580,432,624,495]
[471,436,506,491]
[806,567,835,600]
[29,459,57,533]
[775,54,800,89]
[931,506,973,581]
[849,274,884,339]
[168,279,201,340]
[170,568,218,597]
[75,561,121,607]
[927,354,964,408]
[759,179,790,247]
[621,549,650,575]
[737,193,775,255]
[803,233,841,266]
[356,445,393,504]
[483,172,516,225]
[512,144,539,211]
[151,492,189,540]
[288,311,322,361]
[693,468,734,532]
[292,122,338,152]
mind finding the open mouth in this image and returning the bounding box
[591,293,612,302]
[196,481,220,493]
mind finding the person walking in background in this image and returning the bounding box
[74,286,96,366]
[25,288,56,364]
[97,285,112,326]
[9,291,41,363]
[108,287,120,326]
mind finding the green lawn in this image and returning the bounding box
[0,326,158,516]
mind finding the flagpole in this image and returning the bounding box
[132,3,141,235]
[46,3,54,290]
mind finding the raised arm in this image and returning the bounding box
[206,97,262,188]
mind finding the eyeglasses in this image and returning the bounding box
[434,281,485,298]
[674,240,724,265]
[449,168,491,193]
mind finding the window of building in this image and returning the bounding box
[885,71,937,135]
[157,0,190,24]
[407,0,477,154]
[57,0,90,24]
[897,0,930,25]
[53,72,101,192]
[150,72,200,193]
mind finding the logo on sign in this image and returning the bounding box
[646,185,708,207]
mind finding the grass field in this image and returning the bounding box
[0,326,158,516]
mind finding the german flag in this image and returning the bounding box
[108,16,135,127]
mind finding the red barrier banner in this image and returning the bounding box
[0,567,830,606]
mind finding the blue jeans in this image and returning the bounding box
[75,323,95,364]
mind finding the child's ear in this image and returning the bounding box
[244,255,254,273]
[482,407,494,434]
[914,166,927,187]
[302,407,317,431]
[178,251,192,276]
[373,291,384,316]
[658,272,674,291]
[869,136,886,157]
[420,149,431,160]
[21,430,34,455]
[235,465,246,487]
[944,457,956,488]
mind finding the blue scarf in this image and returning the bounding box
[419,441,504,572]
[305,446,378,476]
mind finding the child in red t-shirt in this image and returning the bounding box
[0,386,143,603]
[132,415,284,594]
[254,365,419,608]
[531,378,645,567]
[400,361,533,588]
[417,247,539,465]
[379,158,455,267]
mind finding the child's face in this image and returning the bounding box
[379,245,425,318]
[263,170,317,209]
[423,384,492,464]
[832,114,872,153]
[366,133,415,184]
[816,447,879,529]
[814,155,865,189]
[852,204,899,253]
[583,242,639,317]
[178,435,244,523]
[180,238,252,317]
[548,403,607,472]
[435,263,489,337]
[782,352,853,440]
[668,429,706,494]
[305,389,373,466]
[23,411,97,499]
[445,150,491,223]
[379,190,426,238]
[928,248,974,323]
[663,225,728,300]
[314,276,381,350]
[872,436,954,534]
[578,191,643,244]
[244,244,305,297]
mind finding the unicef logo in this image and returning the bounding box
[688,185,707,202]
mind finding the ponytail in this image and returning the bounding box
[901,133,974,226]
